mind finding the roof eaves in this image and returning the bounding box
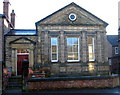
[38,23,105,26]
[11,29,36,31]
[5,29,37,36]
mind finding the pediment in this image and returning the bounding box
[9,37,36,44]
[36,2,108,27]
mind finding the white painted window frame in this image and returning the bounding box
[51,37,58,62]
[88,37,95,61]
[67,37,80,62]
[17,53,29,55]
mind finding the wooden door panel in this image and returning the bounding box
[17,55,29,75]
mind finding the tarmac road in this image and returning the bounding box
[2,87,120,95]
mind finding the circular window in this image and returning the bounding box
[69,13,76,21]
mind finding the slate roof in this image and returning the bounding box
[0,14,5,17]
[6,29,37,36]
[107,35,118,46]
[36,2,108,26]
[0,14,3,17]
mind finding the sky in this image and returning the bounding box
[0,0,119,35]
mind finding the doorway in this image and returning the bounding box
[17,49,29,75]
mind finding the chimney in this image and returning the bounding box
[11,10,15,28]
[3,0,9,18]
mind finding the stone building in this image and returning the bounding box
[107,35,119,74]
[5,2,110,76]
[119,28,120,57]
[107,35,119,57]
[118,2,120,74]
[118,28,120,73]
[0,0,15,93]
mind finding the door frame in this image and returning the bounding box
[17,52,29,75]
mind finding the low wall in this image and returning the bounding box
[27,75,119,90]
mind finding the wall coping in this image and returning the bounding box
[28,75,119,82]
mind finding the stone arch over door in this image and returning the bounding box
[9,37,36,75]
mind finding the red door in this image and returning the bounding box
[17,55,29,75]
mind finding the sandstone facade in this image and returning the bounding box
[5,2,110,76]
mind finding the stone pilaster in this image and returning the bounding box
[11,48,16,74]
[94,35,97,62]
[6,46,12,67]
[96,32,102,63]
[41,31,45,64]
[37,27,42,64]
[44,30,49,63]
[81,31,88,63]
[29,49,34,67]
[60,31,65,63]
[103,32,108,62]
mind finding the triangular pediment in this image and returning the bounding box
[9,37,36,44]
[36,2,108,26]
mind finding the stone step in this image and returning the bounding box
[8,79,22,82]
[8,82,22,87]
[6,76,23,89]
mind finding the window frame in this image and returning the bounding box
[67,37,80,62]
[88,37,95,61]
[115,47,118,54]
[51,37,58,62]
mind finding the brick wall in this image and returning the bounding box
[27,75,119,90]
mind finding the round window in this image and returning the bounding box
[69,13,76,21]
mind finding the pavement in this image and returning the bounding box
[2,87,120,95]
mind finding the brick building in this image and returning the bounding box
[4,2,110,77]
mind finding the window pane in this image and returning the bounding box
[68,45,72,52]
[73,45,78,52]
[73,38,78,45]
[51,38,58,61]
[88,38,92,44]
[52,46,57,52]
[88,45,93,53]
[52,54,57,60]
[74,53,78,60]
[67,38,79,61]
[68,53,73,60]
[67,38,72,45]
[88,37,95,61]
[115,47,118,54]
[51,38,57,45]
